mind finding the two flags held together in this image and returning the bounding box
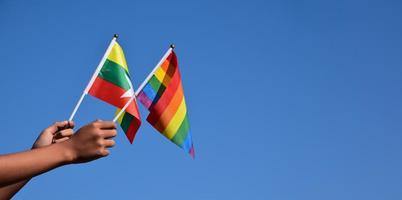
[72,37,194,158]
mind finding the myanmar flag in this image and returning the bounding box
[88,41,141,143]
[137,49,194,158]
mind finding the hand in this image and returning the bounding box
[61,120,117,164]
[32,121,74,149]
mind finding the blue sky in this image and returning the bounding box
[1,0,402,199]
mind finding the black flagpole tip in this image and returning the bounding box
[113,34,119,38]
[170,44,175,49]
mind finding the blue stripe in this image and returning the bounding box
[142,83,157,101]
[180,131,193,152]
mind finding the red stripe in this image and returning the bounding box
[153,83,184,132]
[126,99,141,120]
[147,64,181,126]
[160,52,177,78]
[88,77,140,119]
[125,117,141,144]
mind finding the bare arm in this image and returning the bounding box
[0,141,73,187]
[0,120,116,196]
[0,121,75,199]
[0,181,29,200]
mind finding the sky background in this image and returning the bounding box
[0,0,402,199]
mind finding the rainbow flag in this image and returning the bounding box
[88,41,141,143]
[137,49,194,158]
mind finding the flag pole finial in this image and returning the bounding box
[170,44,175,49]
[114,34,119,39]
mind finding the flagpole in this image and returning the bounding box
[134,44,175,96]
[69,34,118,121]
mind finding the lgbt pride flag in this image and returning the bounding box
[136,47,194,158]
[87,38,141,143]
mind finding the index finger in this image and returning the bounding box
[96,121,117,129]
[65,120,75,129]
[44,121,70,133]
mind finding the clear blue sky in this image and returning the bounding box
[1,0,402,199]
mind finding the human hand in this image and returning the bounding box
[32,121,74,149]
[60,120,117,164]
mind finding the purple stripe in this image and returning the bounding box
[189,144,195,159]
[137,90,152,108]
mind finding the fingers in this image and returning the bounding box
[101,149,110,157]
[54,137,70,143]
[44,121,68,133]
[94,120,117,130]
[44,120,74,134]
[67,120,119,163]
[54,129,74,139]
[103,139,115,148]
[101,129,117,139]
[65,120,75,129]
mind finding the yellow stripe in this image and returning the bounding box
[154,66,171,86]
[107,42,129,72]
[162,99,187,139]
[115,109,124,124]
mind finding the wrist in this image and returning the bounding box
[55,141,77,164]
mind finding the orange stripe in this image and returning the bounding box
[153,83,184,131]
[147,65,181,124]
[162,99,187,139]
[160,59,171,74]
[162,52,177,78]
[155,52,178,88]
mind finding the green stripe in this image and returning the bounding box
[149,75,166,96]
[120,112,134,132]
[98,59,131,90]
[171,114,190,146]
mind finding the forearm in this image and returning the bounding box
[0,147,54,198]
[0,143,72,187]
[0,180,29,199]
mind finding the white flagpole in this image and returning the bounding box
[134,44,175,96]
[69,35,118,121]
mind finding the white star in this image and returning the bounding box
[121,73,134,99]
[121,88,134,98]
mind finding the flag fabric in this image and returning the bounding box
[137,50,195,158]
[88,41,141,143]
